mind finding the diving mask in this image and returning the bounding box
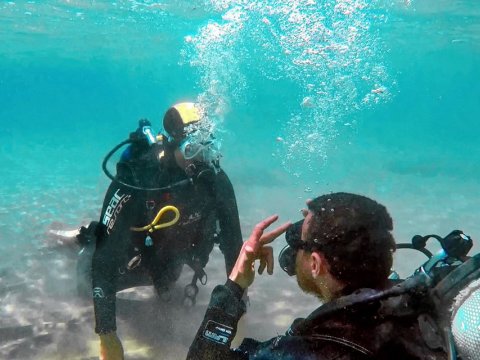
[279,220,306,276]
[279,219,328,276]
[178,133,220,167]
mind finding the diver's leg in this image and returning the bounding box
[148,253,184,302]
[76,243,95,298]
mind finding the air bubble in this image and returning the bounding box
[185,0,391,177]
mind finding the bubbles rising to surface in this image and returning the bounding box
[183,5,248,123]
[185,0,392,177]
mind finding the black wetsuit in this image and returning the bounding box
[91,143,243,335]
[187,281,448,360]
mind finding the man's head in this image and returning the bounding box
[281,192,395,301]
[162,102,220,172]
[163,102,203,142]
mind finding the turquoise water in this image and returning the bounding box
[0,0,479,358]
[1,0,478,247]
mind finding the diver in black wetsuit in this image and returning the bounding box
[82,102,243,360]
[187,193,464,360]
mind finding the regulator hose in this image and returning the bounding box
[102,139,192,192]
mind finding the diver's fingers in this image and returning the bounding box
[243,240,258,262]
[245,215,280,254]
[261,246,274,275]
[260,221,291,245]
[257,247,274,275]
[258,258,267,275]
[249,215,280,242]
[301,199,313,217]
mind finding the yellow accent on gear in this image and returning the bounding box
[173,102,202,126]
[131,205,180,233]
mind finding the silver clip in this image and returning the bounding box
[127,254,142,270]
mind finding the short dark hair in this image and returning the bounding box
[307,192,395,290]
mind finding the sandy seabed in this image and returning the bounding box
[0,222,317,360]
[1,157,479,359]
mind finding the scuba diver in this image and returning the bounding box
[77,102,243,359]
[188,192,480,360]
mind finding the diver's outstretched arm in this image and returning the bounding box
[187,281,248,360]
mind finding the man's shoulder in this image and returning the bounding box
[301,299,447,360]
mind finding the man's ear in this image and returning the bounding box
[310,252,329,278]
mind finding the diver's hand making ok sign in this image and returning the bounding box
[229,215,291,290]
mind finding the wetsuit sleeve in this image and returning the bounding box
[188,281,347,359]
[187,280,248,360]
[215,170,244,275]
[91,180,136,334]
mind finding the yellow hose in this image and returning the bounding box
[131,205,180,233]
